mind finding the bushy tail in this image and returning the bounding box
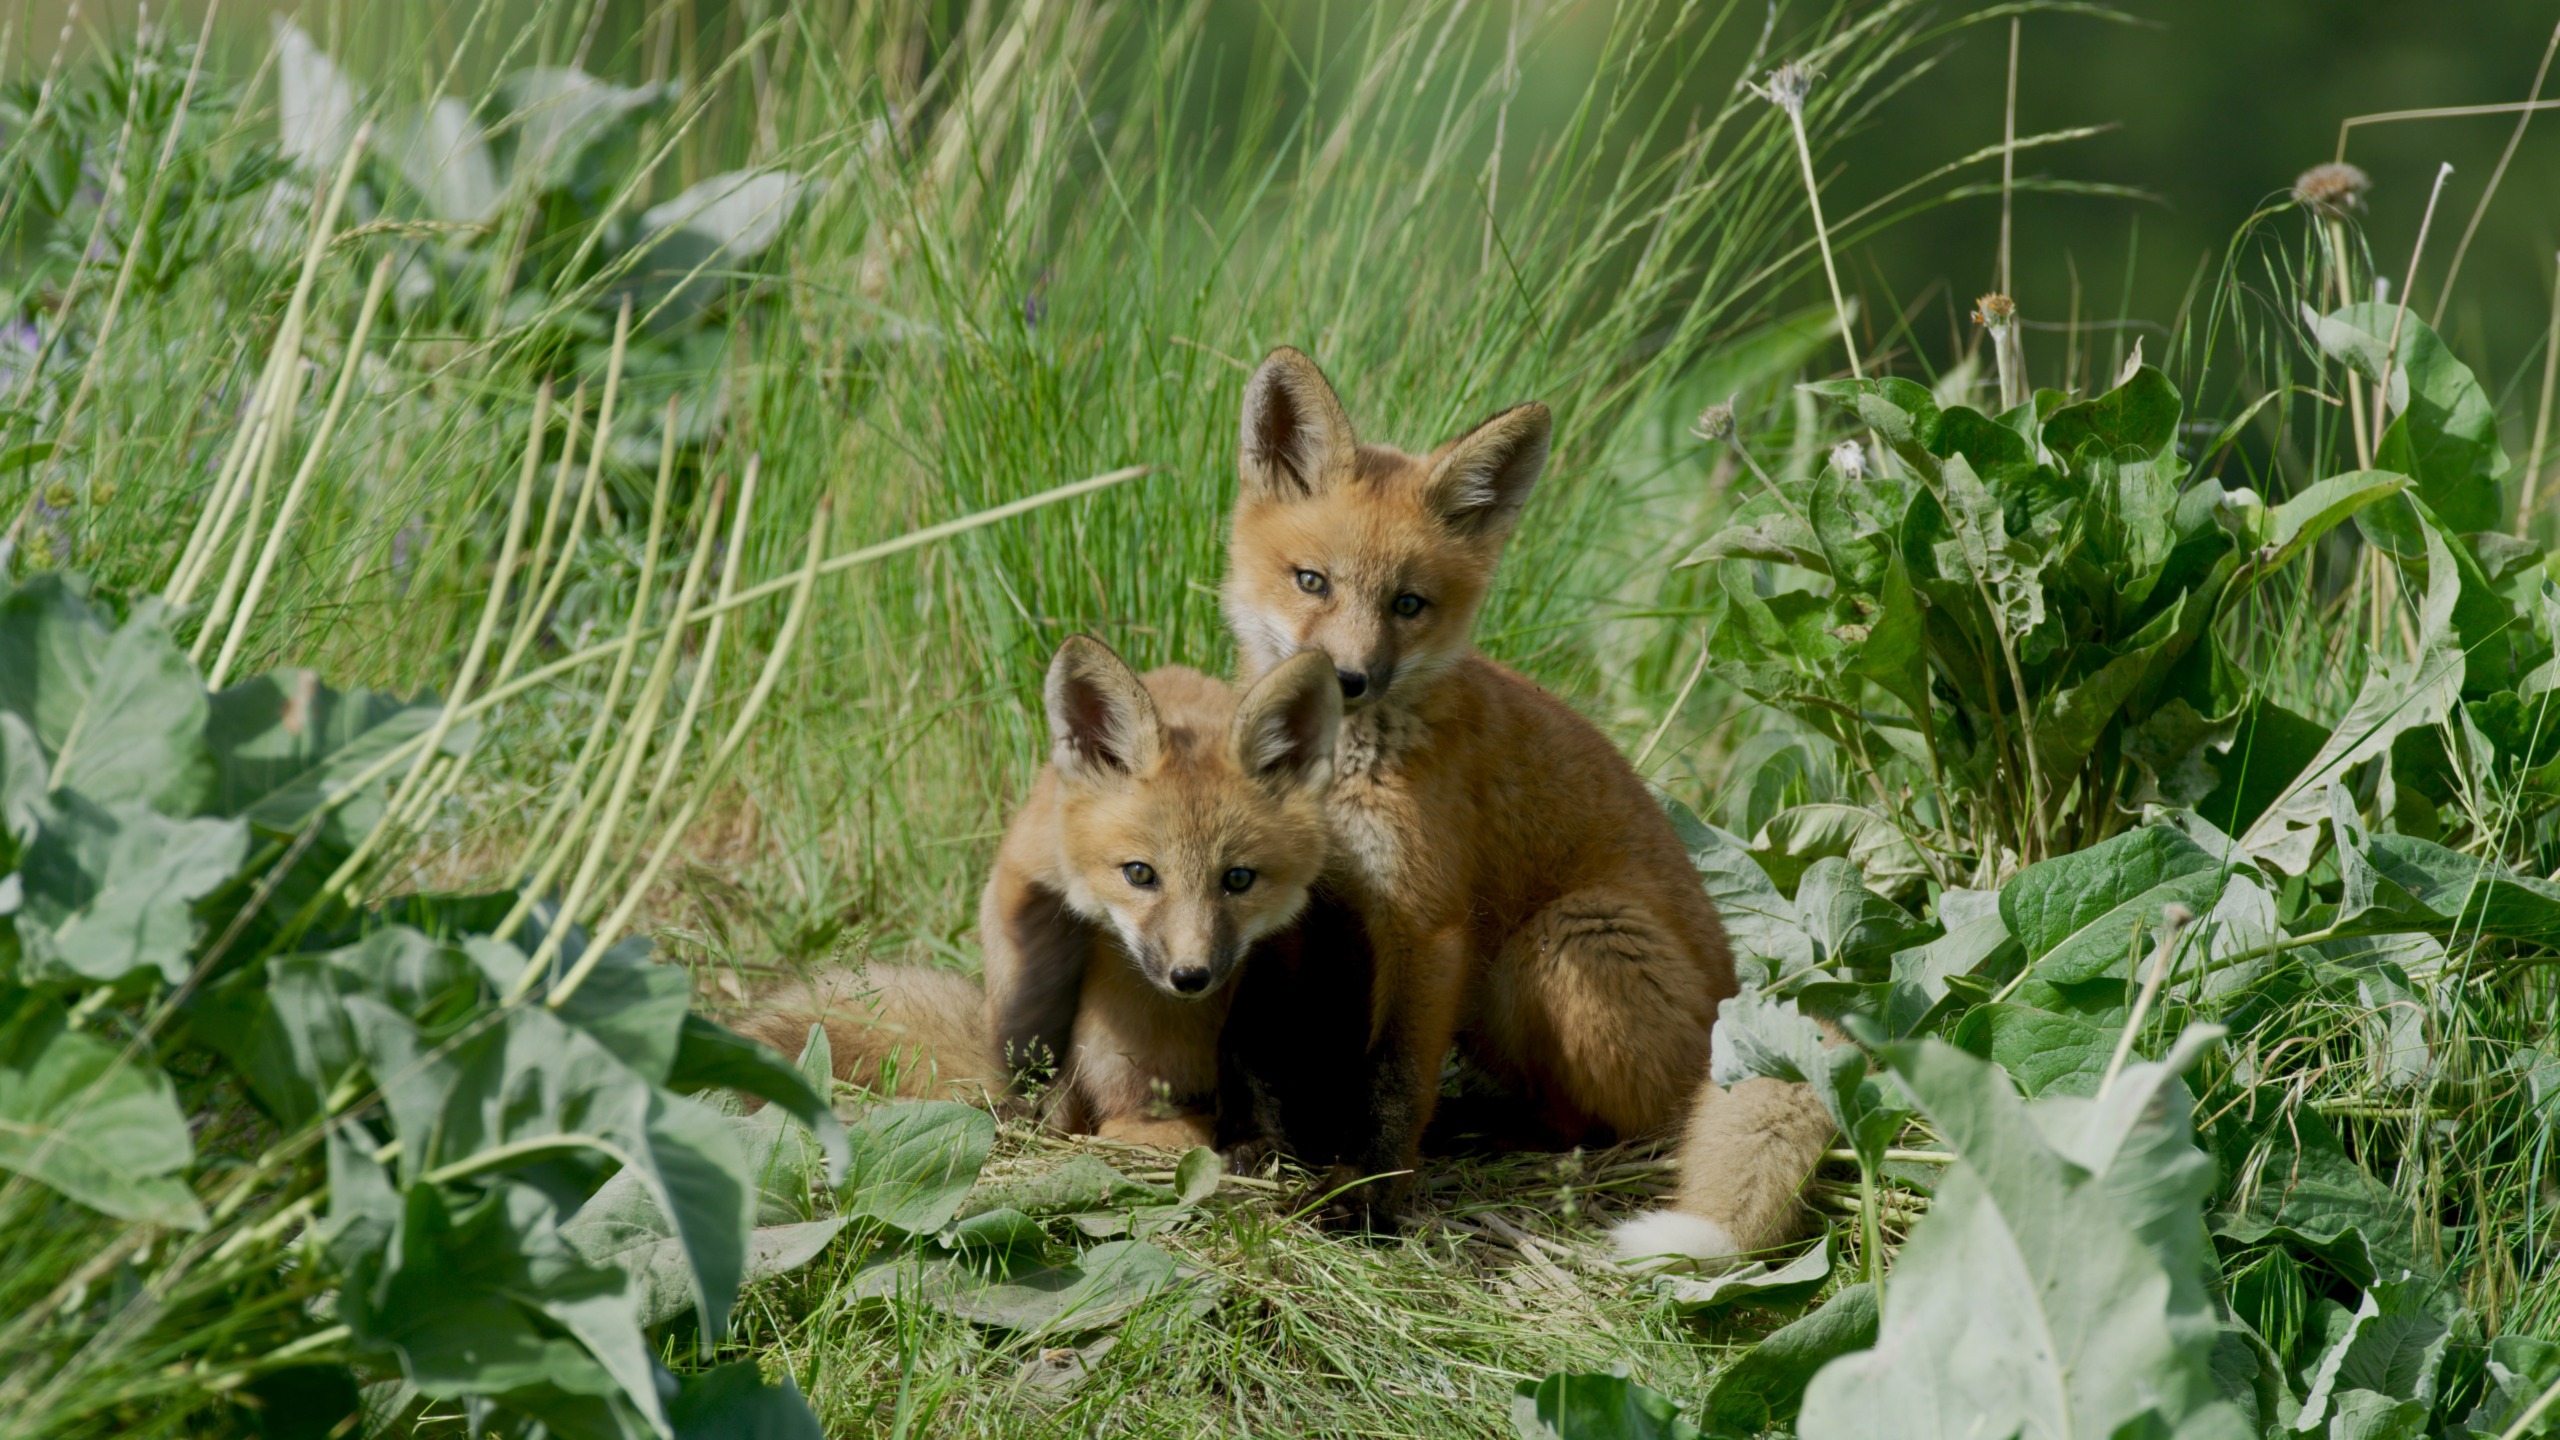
[730,966,1007,1106]
[1608,1075,1836,1270]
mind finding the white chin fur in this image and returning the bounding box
[1609,1211,1742,1271]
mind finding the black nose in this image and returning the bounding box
[1336,669,1367,699]
[1169,965,1212,994]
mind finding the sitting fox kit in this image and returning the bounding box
[981,636,1341,1148]
[740,637,1342,1152]
[1222,347,1835,1262]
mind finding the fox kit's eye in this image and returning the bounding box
[1122,862,1158,889]
[1222,866,1257,894]
[1392,593,1428,618]
[1294,569,1328,596]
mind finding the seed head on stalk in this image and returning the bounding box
[2291,161,2371,220]
[1753,61,1862,382]
[1973,292,2026,413]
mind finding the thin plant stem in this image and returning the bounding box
[2375,162,2454,458]
[2434,20,2559,327]
[2521,252,2560,539]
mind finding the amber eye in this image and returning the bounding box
[1294,569,1328,596]
[1122,862,1158,888]
[1222,867,1257,894]
[1392,593,1427,618]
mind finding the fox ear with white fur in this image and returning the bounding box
[1229,650,1340,794]
[1424,401,1550,539]
[1045,636,1163,783]
[1238,347,1358,503]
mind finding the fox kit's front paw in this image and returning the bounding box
[1302,1163,1414,1233]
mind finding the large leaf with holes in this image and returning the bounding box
[0,985,204,1226]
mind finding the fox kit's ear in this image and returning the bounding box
[1239,347,1357,502]
[1230,649,1341,794]
[1045,636,1163,783]
[1424,401,1551,538]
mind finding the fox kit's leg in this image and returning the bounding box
[1333,924,1473,1219]
[1479,890,1721,1138]
[980,875,1093,1090]
[1063,942,1231,1152]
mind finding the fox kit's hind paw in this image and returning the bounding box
[1608,1211,1744,1272]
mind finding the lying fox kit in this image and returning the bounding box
[737,637,1342,1153]
[1222,347,1835,1263]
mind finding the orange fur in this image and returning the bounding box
[1222,347,1833,1252]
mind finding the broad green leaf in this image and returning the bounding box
[349,999,755,1339]
[1173,1145,1223,1205]
[2241,645,2462,875]
[1886,913,2019,1037]
[1676,510,1829,575]
[1845,556,1932,725]
[2000,824,2226,985]
[2252,471,2411,579]
[1950,1003,2111,1097]
[1750,806,1926,900]
[666,1014,849,1183]
[1,710,45,842]
[1940,453,2047,642]
[2032,592,2200,783]
[2211,1110,2423,1287]
[940,1206,1050,1268]
[342,1180,663,1435]
[2309,304,2505,534]
[0,575,212,814]
[667,1362,824,1440]
[1511,1371,1702,1440]
[0,985,204,1226]
[494,67,674,193]
[12,792,247,986]
[853,1239,1181,1335]
[1804,376,1945,480]
[1660,795,1816,982]
[2043,364,2181,466]
[956,1152,1170,1220]
[2295,1278,2453,1427]
[842,1100,994,1234]
[1656,1230,1833,1313]
[1800,1035,2243,1440]
[631,168,810,326]
[385,97,501,225]
[562,1154,845,1329]
[1794,857,1927,971]
[2459,1335,2560,1437]
[206,670,441,846]
[1700,1284,1878,1437]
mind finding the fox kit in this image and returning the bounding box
[1221,347,1833,1263]
[739,636,1344,1153]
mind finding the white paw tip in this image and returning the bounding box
[1608,1211,1741,1270]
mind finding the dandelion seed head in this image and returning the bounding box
[1972,293,2017,330]
[1754,63,1815,119]
[1691,398,1738,443]
[1829,439,1867,481]
[2291,162,2370,220]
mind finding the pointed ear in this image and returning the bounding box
[1239,347,1358,502]
[1423,402,1550,538]
[1229,650,1340,794]
[1044,636,1163,783]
